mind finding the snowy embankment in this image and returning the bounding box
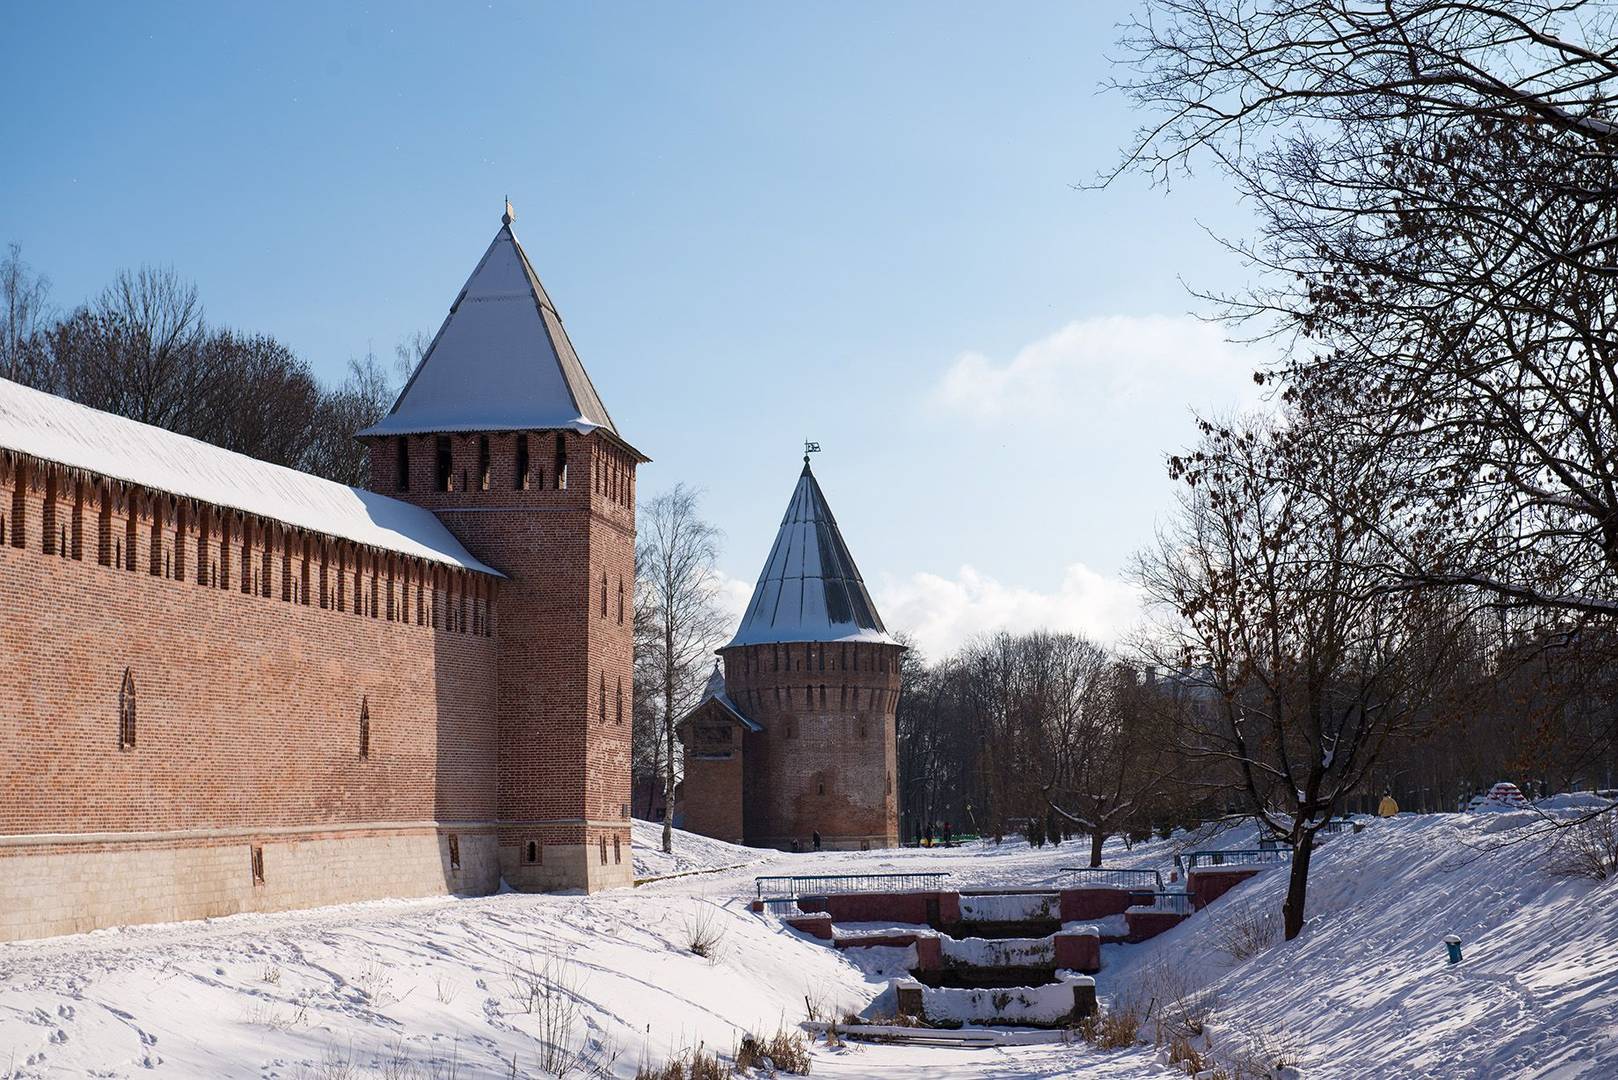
[1098,802,1618,1078]
[629,818,770,880]
[2,812,1611,1077]
[0,880,872,1077]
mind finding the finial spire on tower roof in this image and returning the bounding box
[502,197,515,226]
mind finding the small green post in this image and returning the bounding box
[1444,934,1462,964]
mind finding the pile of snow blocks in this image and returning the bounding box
[894,973,1098,1028]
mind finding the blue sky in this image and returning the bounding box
[1,2,1266,656]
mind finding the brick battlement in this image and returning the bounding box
[1,451,497,637]
[719,640,903,850]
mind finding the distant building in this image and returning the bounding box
[678,459,902,850]
[0,211,644,942]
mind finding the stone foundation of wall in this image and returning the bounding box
[0,825,498,943]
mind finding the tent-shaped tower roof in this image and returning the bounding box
[725,459,899,649]
[359,207,640,457]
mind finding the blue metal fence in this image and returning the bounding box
[1060,866,1164,890]
[1176,848,1294,874]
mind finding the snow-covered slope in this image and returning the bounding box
[0,811,1610,1077]
[629,818,770,879]
[1099,808,1618,1078]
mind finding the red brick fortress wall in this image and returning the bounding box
[367,429,636,891]
[0,453,501,941]
[720,640,901,850]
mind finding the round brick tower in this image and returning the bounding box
[703,458,903,851]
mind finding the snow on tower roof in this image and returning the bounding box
[725,460,900,649]
[680,663,763,732]
[0,376,499,576]
[358,212,639,457]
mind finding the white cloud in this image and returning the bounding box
[929,314,1265,424]
[710,564,1138,661]
[714,569,755,627]
[873,562,1142,660]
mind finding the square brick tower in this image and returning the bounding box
[359,206,645,891]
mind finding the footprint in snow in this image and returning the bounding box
[58,1003,76,1020]
[50,1028,68,1044]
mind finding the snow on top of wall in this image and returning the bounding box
[913,975,1087,1024]
[958,893,1060,922]
[0,376,498,575]
[940,935,1056,967]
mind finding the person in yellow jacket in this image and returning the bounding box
[1377,793,1400,817]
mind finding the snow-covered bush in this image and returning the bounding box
[683,903,727,960]
[734,1029,811,1075]
[1078,1001,1144,1049]
[634,1044,731,1080]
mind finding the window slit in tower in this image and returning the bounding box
[554,433,567,489]
[515,434,530,490]
[617,577,624,625]
[477,436,491,491]
[359,696,371,760]
[396,438,410,492]
[118,668,136,749]
[435,436,452,492]
[600,571,607,617]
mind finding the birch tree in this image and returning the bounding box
[634,484,727,854]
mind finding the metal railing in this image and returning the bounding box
[754,871,950,900]
[1060,866,1164,891]
[1176,848,1294,873]
[1319,818,1356,835]
[1145,891,1194,915]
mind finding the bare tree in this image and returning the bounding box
[1111,0,1618,620]
[1044,653,1176,867]
[304,352,401,485]
[1136,416,1476,938]
[1,243,54,387]
[635,484,728,854]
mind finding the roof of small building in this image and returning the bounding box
[359,212,640,458]
[679,664,763,733]
[725,459,900,648]
[0,375,499,576]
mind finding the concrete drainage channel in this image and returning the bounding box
[753,858,1299,1037]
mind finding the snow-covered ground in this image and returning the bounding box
[0,810,1612,1078]
[628,818,767,880]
